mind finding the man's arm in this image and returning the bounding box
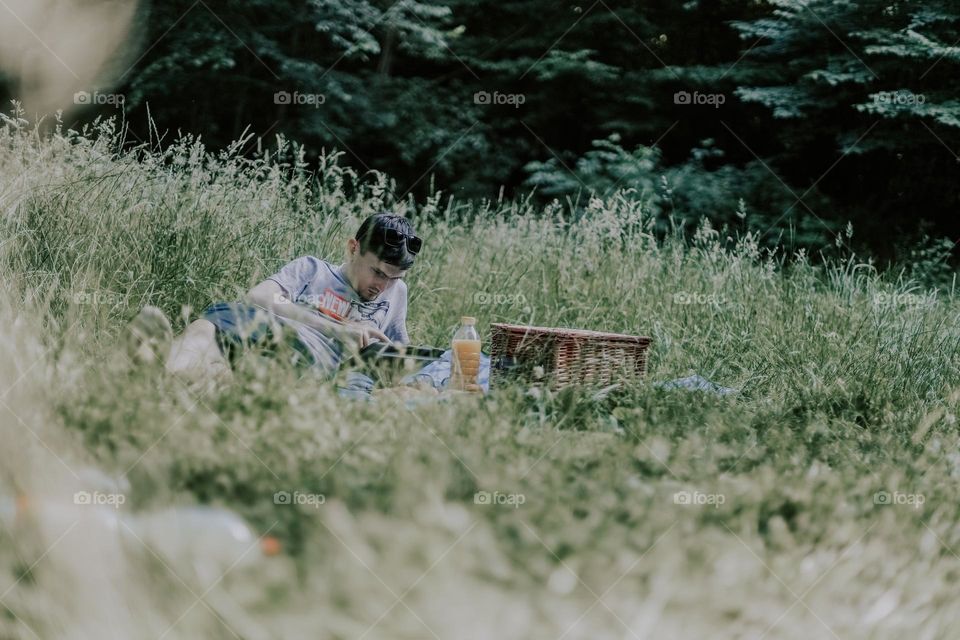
[244,280,390,349]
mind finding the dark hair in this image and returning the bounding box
[354,212,418,269]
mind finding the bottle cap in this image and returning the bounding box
[260,535,283,557]
[461,316,476,324]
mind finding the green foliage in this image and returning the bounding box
[523,134,837,250]
[897,234,957,289]
[4,119,960,637]
[4,0,954,257]
[731,0,960,127]
[4,119,960,636]
[523,134,662,199]
[727,0,960,251]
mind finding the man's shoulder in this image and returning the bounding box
[389,278,408,301]
[271,256,345,294]
[295,255,332,268]
[291,255,340,280]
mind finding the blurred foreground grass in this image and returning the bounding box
[0,116,959,638]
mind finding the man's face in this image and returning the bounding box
[347,240,407,301]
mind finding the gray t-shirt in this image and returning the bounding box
[267,256,409,369]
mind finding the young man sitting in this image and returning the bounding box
[127,212,421,389]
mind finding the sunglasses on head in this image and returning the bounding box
[380,227,422,254]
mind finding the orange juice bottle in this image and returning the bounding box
[451,316,482,392]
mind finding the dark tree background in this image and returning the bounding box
[4,0,959,261]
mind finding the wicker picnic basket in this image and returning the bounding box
[489,323,652,390]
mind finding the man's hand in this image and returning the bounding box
[341,321,391,350]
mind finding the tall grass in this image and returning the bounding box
[2,115,960,638]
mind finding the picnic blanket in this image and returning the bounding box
[337,349,736,400]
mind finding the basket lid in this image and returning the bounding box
[491,322,651,344]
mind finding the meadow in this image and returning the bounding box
[1,115,959,639]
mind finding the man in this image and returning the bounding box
[127,212,421,386]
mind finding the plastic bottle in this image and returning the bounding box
[125,505,282,570]
[451,316,482,392]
